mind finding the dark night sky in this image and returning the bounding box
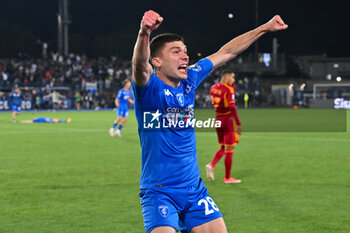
[0,0,349,58]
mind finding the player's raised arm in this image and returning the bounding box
[207,15,288,70]
[132,10,163,86]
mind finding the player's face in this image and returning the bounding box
[124,81,131,90]
[158,41,189,80]
[228,73,235,86]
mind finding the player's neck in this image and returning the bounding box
[156,71,181,88]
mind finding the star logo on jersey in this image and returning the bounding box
[158,205,169,218]
[143,110,162,129]
[164,89,173,96]
[176,93,184,107]
[185,84,193,95]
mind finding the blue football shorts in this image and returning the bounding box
[117,107,128,117]
[139,178,222,233]
[12,105,21,112]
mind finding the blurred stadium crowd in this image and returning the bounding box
[0,53,131,110]
[0,52,295,111]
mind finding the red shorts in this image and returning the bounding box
[215,114,239,147]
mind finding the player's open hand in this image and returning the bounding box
[236,125,242,135]
[265,15,288,32]
[141,10,163,35]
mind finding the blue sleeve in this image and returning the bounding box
[131,74,157,102]
[186,58,214,88]
[116,89,122,100]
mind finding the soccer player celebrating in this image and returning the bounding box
[206,70,242,184]
[109,79,134,137]
[132,10,287,233]
[8,87,22,123]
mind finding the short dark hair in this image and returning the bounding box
[221,69,234,76]
[150,33,184,58]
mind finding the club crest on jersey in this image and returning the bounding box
[176,93,184,107]
[158,205,169,218]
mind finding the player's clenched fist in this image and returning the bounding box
[264,15,288,32]
[141,10,163,35]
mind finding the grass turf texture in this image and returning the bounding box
[0,109,349,233]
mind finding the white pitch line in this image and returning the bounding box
[0,127,138,134]
[242,135,350,143]
[0,128,107,134]
[197,133,350,143]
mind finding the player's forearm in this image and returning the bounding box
[132,31,152,86]
[216,25,267,63]
[231,106,241,126]
[208,13,290,69]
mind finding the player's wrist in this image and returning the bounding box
[139,29,151,37]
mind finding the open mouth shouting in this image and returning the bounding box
[178,64,188,74]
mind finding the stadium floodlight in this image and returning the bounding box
[57,0,70,56]
[57,14,62,55]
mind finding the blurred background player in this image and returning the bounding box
[8,87,22,122]
[31,89,40,113]
[20,117,71,124]
[109,79,134,137]
[44,90,66,110]
[206,70,242,184]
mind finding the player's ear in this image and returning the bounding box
[151,57,162,68]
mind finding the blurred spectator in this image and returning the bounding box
[44,90,66,110]
[74,91,82,110]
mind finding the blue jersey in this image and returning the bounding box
[116,88,132,110]
[9,92,22,106]
[33,117,53,123]
[132,58,213,189]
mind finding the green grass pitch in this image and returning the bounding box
[0,109,349,233]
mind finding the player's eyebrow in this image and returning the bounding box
[170,46,187,51]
